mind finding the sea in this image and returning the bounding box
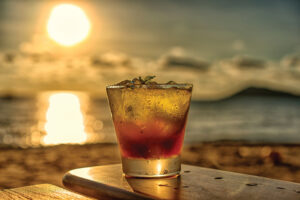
[0,91,299,147]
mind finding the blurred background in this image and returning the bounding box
[0,0,299,188]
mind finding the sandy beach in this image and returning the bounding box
[0,142,299,189]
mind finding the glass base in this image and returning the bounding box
[121,155,181,178]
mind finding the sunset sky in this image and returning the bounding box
[0,0,299,99]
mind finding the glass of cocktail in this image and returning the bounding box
[106,78,192,177]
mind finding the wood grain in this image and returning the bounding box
[0,184,94,200]
[63,164,300,200]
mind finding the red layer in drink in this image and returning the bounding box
[114,117,187,159]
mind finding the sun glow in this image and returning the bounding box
[47,4,91,46]
[43,93,87,145]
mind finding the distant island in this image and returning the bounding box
[230,87,300,98]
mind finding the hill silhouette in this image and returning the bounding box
[232,87,300,98]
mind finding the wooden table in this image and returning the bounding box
[1,164,299,200]
[63,164,300,200]
[0,184,94,200]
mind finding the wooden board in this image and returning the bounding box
[63,164,300,200]
[0,184,94,200]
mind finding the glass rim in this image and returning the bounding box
[106,83,193,89]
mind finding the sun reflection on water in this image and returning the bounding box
[42,92,88,145]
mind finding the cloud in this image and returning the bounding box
[232,39,246,51]
[215,55,269,83]
[19,34,57,55]
[281,53,300,69]
[161,56,210,71]
[0,47,300,99]
[1,52,16,63]
[168,46,186,57]
[223,55,266,70]
[159,47,210,72]
[91,52,131,68]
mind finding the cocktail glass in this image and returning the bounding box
[106,84,192,177]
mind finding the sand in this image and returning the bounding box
[0,142,299,189]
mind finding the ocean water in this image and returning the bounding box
[0,92,299,147]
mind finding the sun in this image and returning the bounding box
[47,4,91,47]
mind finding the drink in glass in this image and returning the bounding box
[106,81,192,177]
